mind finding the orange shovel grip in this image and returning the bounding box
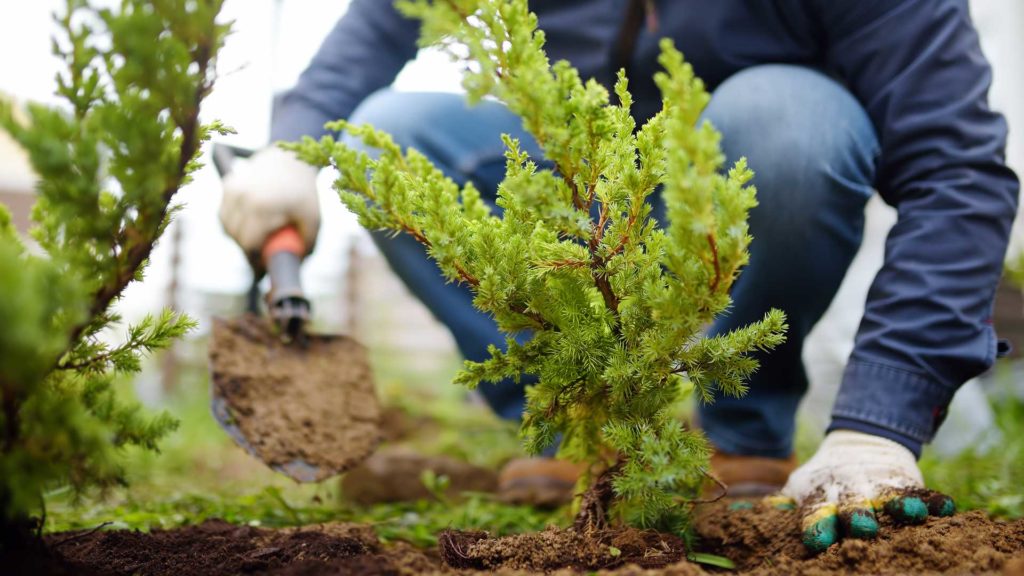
[262,226,305,265]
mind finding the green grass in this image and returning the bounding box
[45,484,565,547]
[920,386,1024,519]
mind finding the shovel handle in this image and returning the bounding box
[262,226,310,340]
[263,225,306,300]
[262,225,305,264]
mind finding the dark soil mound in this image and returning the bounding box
[39,519,432,576]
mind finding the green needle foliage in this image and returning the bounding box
[0,0,228,536]
[288,0,786,532]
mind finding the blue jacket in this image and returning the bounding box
[272,0,1019,449]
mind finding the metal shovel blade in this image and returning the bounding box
[208,314,382,482]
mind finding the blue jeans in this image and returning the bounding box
[345,65,879,458]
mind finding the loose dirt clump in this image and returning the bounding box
[694,500,1024,575]
[209,315,382,481]
[439,526,686,572]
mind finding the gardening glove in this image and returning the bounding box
[771,430,955,553]
[219,146,320,269]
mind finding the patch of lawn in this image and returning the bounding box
[920,389,1024,519]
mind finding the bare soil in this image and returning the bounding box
[209,315,382,481]
[438,525,686,572]
[19,501,1024,575]
[34,519,431,576]
[694,500,1024,575]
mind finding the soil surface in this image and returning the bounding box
[24,503,1024,575]
[438,526,686,572]
[209,315,382,481]
[694,500,1024,575]
[35,519,432,576]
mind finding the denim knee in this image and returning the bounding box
[346,89,441,149]
[344,89,525,189]
[702,65,879,220]
[701,65,879,335]
[696,66,881,457]
[344,90,536,422]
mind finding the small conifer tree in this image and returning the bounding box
[289,0,786,532]
[0,0,228,538]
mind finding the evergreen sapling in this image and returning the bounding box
[288,0,787,532]
[0,0,228,539]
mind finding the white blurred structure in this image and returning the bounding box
[0,99,34,232]
[0,0,462,327]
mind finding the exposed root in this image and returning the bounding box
[574,463,622,532]
[438,528,488,570]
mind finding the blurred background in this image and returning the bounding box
[0,0,469,396]
[1,0,1023,531]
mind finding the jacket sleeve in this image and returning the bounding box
[270,0,420,143]
[817,0,1020,449]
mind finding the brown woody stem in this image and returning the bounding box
[62,41,214,361]
[574,462,622,532]
[706,233,721,291]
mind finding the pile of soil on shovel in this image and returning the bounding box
[209,315,382,480]
[25,504,1024,575]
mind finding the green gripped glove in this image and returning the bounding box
[766,430,955,553]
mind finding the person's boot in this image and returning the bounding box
[497,457,586,508]
[709,451,799,497]
[341,448,498,505]
[498,453,795,505]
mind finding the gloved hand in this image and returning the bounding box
[219,146,320,268]
[770,430,955,553]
